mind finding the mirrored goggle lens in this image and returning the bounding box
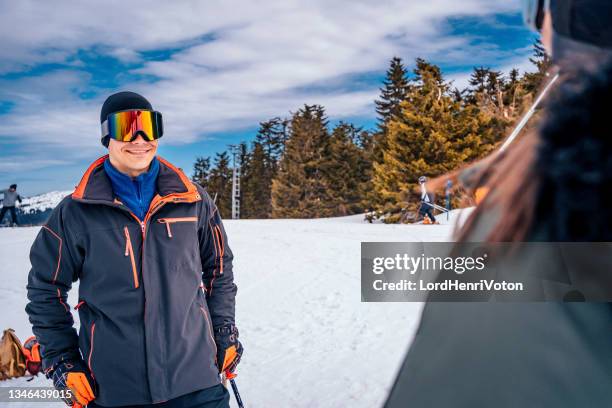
[103,110,163,142]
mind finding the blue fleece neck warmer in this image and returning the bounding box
[103,157,160,221]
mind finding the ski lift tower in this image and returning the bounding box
[228,145,241,219]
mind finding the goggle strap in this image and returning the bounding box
[101,120,110,138]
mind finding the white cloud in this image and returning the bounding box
[0,157,70,172]
[0,0,528,167]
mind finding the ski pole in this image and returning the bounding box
[428,202,450,213]
[230,378,245,408]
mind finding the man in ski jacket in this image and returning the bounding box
[26,91,242,408]
[0,184,22,226]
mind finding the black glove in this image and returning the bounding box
[214,324,243,375]
[49,359,96,407]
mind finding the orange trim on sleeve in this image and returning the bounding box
[88,323,96,377]
[42,225,62,284]
[207,219,220,294]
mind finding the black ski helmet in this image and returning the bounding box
[9,184,17,189]
[99,91,154,148]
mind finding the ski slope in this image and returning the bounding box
[0,209,470,407]
[18,191,72,214]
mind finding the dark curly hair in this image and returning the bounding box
[536,61,612,240]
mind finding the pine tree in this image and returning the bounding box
[486,70,505,116]
[323,122,371,215]
[530,38,551,74]
[241,142,272,218]
[192,156,211,190]
[467,66,491,106]
[372,58,502,222]
[238,119,289,219]
[504,68,523,118]
[469,66,490,95]
[271,105,334,218]
[208,152,232,218]
[523,39,552,93]
[375,57,411,131]
[368,57,411,209]
[238,142,250,182]
[255,117,287,172]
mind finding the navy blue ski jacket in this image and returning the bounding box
[25,155,236,406]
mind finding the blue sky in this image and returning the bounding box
[0,0,537,196]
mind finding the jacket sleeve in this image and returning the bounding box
[25,199,83,371]
[198,192,237,328]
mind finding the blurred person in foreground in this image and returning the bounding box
[434,0,612,201]
[385,1,612,407]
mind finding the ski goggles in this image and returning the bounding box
[522,0,550,32]
[101,109,164,142]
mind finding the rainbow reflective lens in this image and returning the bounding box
[101,110,163,142]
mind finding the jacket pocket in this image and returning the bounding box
[157,217,198,238]
[123,226,139,288]
[198,304,217,357]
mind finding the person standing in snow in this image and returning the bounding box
[0,184,22,227]
[26,91,242,408]
[417,176,437,224]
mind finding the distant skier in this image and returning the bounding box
[26,92,242,408]
[0,184,22,227]
[418,176,437,224]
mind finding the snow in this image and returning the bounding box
[0,208,470,407]
[16,191,72,214]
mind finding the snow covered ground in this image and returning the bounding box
[17,191,72,214]
[0,210,469,407]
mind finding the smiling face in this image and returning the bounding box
[108,134,158,178]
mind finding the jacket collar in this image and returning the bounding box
[72,154,200,204]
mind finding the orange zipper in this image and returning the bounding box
[214,224,224,274]
[115,189,201,319]
[157,216,198,238]
[124,226,139,288]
